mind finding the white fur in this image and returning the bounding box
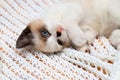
[34,0,120,52]
[110,30,120,50]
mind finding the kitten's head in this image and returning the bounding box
[16,19,70,53]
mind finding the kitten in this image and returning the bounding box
[16,0,120,53]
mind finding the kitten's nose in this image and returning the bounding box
[56,26,64,37]
[57,31,61,37]
[56,26,64,33]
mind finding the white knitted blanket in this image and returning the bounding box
[0,0,120,80]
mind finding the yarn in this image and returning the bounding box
[0,0,120,80]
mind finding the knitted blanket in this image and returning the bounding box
[0,0,120,80]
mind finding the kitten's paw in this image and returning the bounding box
[81,25,98,44]
[109,29,120,50]
[117,44,120,50]
[77,45,90,53]
[67,25,87,47]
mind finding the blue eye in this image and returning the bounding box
[41,30,51,38]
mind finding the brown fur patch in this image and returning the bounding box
[28,19,45,32]
[28,19,47,50]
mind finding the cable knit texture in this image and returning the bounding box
[0,0,120,80]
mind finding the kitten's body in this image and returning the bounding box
[16,0,120,53]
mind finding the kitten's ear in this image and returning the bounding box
[16,26,33,48]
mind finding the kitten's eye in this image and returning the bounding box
[41,30,51,38]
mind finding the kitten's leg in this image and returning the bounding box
[81,25,98,45]
[79,25,98,52]
[67,25,98,52]
[109,29,120,50]
[67,24,87,48]
[109,1,120,50]
[109,0,120,26]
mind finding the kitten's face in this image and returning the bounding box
[16,19,70,53]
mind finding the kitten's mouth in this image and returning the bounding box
[57,39,70,48]
[57,39,64,45]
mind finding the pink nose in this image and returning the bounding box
[56,26,64,32]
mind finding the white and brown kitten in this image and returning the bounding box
[16,0,120,53]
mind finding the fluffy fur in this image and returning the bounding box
[16,0,120,53]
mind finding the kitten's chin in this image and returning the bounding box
[41,50,63,54]
[34,45,64,53]
[39,48,64,54]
